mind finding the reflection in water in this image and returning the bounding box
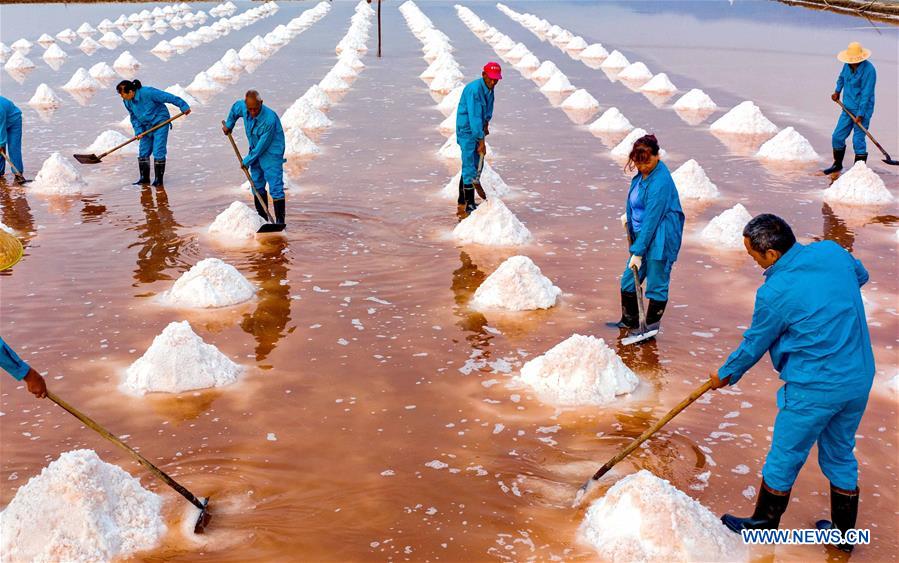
[0,184,35,246]
[129,186,184,285]
[818,202,898,252]
[451,251,492,351]
[821,202,855,251]
[241,237,292,362]
[80,196,107,224]
[616,336,665,390]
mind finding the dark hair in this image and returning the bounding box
[116,79,142,94]
[742,213,796,255]
[626,134,660,172]
[245,89,263,103]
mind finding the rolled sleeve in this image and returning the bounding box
[0,338,31,380]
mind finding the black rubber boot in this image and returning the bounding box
[13,174,27,185]
[133,158,151,185]
[606,291,639,329]
[821,148,845,175]
[253,191,269,220]
[645,299,667,331]
[722,481,791,533]
[854,153,868,163]
[273,198,286,225]
[815,485,859,553]
[457,175,465,205]
[151,159,166,187]
[463,184,477,214]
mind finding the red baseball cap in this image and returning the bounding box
[483,61,502,80]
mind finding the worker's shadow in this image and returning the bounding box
[451,250,493,353]
[240,236,292,363]
[129,185,188,286]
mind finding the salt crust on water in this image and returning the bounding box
[673,88,717,111]
[162,257,255,308]
[600,49,630,69]
[539,72,575,94]
[755,127,819,162]
[84,130,138,155]
[285,127,321,157]
[823,161,894,206]
[0,449,166,562]
[560,89,599,112]
[589,107,633,134]
[31,152,86,195]
[442,162,510,199]
[123,320,241,395]
[580,470,748,562]
[520,334,638,406]
[452,198,532,246]
[640,72,677,94]
[710,100,778,136]
[618,61,653,82]
[209,201,266,241]
[63,67,101,91]
[28,84,62,108]
[471,255,561,311]
[671,159,719,200]
[701,203,753,249]
[611,127,648,158]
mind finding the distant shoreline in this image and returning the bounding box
[775,0,899,24]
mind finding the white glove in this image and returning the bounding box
[620,213,627,229]
[628,255,642,270]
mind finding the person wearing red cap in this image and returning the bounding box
[455,62,501,214]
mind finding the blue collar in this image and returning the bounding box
[764,242,803,279]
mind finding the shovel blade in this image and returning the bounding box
[257,222,286,233]
[882,157,899,166]
[73,153,102,164]
[193,497,211,534]
[621,328,659,346]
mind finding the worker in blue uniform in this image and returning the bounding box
[0,337,47,398]
[822,42,876,174]
[0,96,26,185]
[712,214,875,554]
[117,79,191,187]
[455,62,501,214]
[223,90,287,225]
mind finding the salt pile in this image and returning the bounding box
[453,198,532,246]
[28,83,62,108]
[530,60,560,83]
[30,152,87,195]
[560,89,600,112]
[206,61,233,81]
[504,43,530,63]
[755,127,819,162]
[673,88,717,111]
[671,159,719,200]
[580,470,748,562]
[514,53,540,71]
[4,51,35,71]
[283,98,332,131]
[430,72,462,94]
[113,50,141,71]
[89,61,118,81]
[618,61,653,82]
[301,84,331,111]
[640,73,677,94]
[208,201,266,241]
[37,33,56,46]
[520,334,638,406]
[0,43,10,63]
[284,127,322,157]
[77,23,97,36]
[10,38,33,54]
[600,50,630,69]
[589,107,633,135]
[710,100,778,136]
[84,130,137,155]
[580,43,609,60]
[79,37,101,54]
[320,73,350,92]
[442,163,510,199]
[56,29,78,43]
[823,161,894,206]
[470,255,561,311]
[437,86,464,115]
[98,31,122,49]
[539,72,575,94]
[186,71,220,93]
[701,204,753,249]
[566,36,588,53]
[0,449,166,562]
[62,67,101,90]
[610,127,648,158]
[162,257,255,308]
[41,43,67,61]
[123,320,241,395]
[438,111,457,136]
[220,49,244,71]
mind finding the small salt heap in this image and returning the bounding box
[30,152,86,195]
[672,159,719,200]
[618,61,653,82]
[283,98,332,131]
[208,201,266,241]
[84,130,137,155]
[98,31,122,49]
[113,50,141,72]
[580,470,749,562]
[710,100,778,136]
[37,33,56,47]
[41,43,67,62]
[560,89,600,114]
[566,36,588,53]
[471,255,561,311]
[62,67,101,90]
[580,43,609,60]
[504,43,530,63]
[284,127,322,157]
[186,71,220,93]
[320,73,350,92]
[123,320,241,395]
[10,38,33,54]
[640,72,677,94]
[151,39,175,56]
[589,107,634,134]
[442,163,510,199]
[530,60,560,84]
[77,22,97,36]
[162,257,255,308]
[56,29,78,43]
[453,198,532,246]
[600,50,630,69]
[823,161,894,206]
[0,42,11,63]
[301,84,331,111]
[437,86,464,115]
[701,204,753,249]
[89,61,118,81]
[539,72,575,94]
[78,37,100,54]
[515,53,540,71]
[610,127,648,158]
[4,51,35,71]
[28,84,63,108]
[520,334,638,406]
[673,88,717,111]
[755,127,819,162]
[0,449,166,562]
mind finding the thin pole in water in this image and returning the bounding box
[377,0,382,58]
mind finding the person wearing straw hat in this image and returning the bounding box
[455,62,501,214]
[0,96,26,185]
[822,42,876,175]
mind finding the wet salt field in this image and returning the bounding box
[1,0,898,561]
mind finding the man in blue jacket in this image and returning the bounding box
[455,62,501,214]
[822,42,876,175]
[711,214,874,553]
[0,96,26,185]
[1,337,47,398]
[223,90,287,225]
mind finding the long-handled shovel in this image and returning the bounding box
[472,153,487,200]
[73,112,187,164]
[46,390,212,533]
[0,149,31,184]
[621,264,658,346]
[835,100,899,166]
[222,120,285,233]
[572,378,715,508]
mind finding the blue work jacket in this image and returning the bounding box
[836,60,876,119]
[626,161,685,262]
[124,87,190,135]
[455,78,494,141]
[225,101,286,167]
[0,337,31,380]
[720,241,875,403]
[0,96,23,146]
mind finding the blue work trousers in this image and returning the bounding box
[1,114,24,175]
[138,124,170,161]
[832,109,871,155]
[458,136,480,185]
[249,159,284,200]
[620,258,673,302]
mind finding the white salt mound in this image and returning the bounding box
[539,72,575,94]
[600,50,630,69]
[520,334,638,406]
[123,320,241,395]
[4,51,35,71]
[673,88,717,111]
[283,98,331,131]
[30,152,87,195]
[560,89,600,112]
[710,100,778,136]
[515,53,540,71]
[580,43,609,60]
[611,127,648,158]
[471,255,561,311]
[10,38,33,54]
[319,73,350,92]
[589,107,633,134]
[755,127,819,162]
[41,44,67,61]
[566,36,588,52]
[84,130,137,155]
[89,61,118,80]
[618,61,652,82]
[0,449,166,563]
[530,60,559,83]
[453,198,532,246]
[63,67,100,90]
[301,85,331,111]
[28,83,62,108]
[671,159,719,200]
[208,201,266,241]
[580,470,748,562]
[823,161,894,206]
[442,163,510,199]
[163,257,255,308]
[284,127,321,157]
[113,50,140,70]
[640,72,677,94]
[700,203,753,249]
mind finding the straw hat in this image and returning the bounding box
[0,230,24,271]
[837,42,871,64]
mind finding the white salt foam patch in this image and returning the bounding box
[755,127,819,162]
[672,159,719,200]
[471,255,561,311]
[520,334,638,406]
[162,257,255,308]
[284,127,321,157]
[28,84,62,108]
[84,130,137,155]
[89,62,118,81]
[710,100,778,136]
[123,320,241,394]
[823,161,894,206]
[62,67,101,90]
[30,152,86,195]
[441,163,509,199]
[610,127,648,158]
[589,107,633,134]
[700,203,753,249]
[640,72,677,94]
[580,43,609,60]
[112,50,140,71]
[673,88,717,111]
[453,198,532,246]
[600,49,630,69]
[4,51,35,71]
[580,470,748,562]
[0,43,11,63]
[208,201,266,241]
[539,72,575,94]
[560,89,600,112]
[618,61,653,82]
[0,449,166,562]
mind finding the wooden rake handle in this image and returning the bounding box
[221,120,274,222]
[101,112,187,159]
[833,99,891,159]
